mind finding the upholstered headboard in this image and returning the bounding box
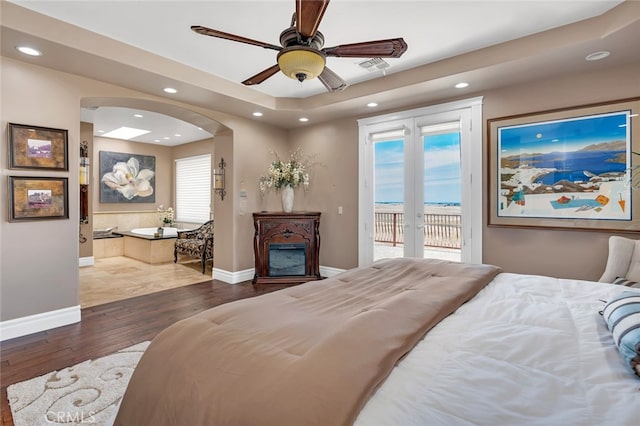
[599,236,640,283]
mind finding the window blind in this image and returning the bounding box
[420,121,460,136]
[175,154,211,223]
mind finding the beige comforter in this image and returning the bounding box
[115,258,501,426]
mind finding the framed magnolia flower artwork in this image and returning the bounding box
[99,151,156,203]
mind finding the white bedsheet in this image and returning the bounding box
[355,273,640,426]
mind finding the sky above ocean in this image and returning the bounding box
[375,133,461,204]
[499,111,628,156]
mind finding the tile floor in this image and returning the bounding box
[79,256,213,308]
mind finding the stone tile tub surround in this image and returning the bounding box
[92,212,203,263]
[93,211,201,234]
[93,211,162,233]
[130,227,179,237]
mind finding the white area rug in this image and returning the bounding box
[7,341,149,426]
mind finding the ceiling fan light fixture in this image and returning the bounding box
[277,47,326,82]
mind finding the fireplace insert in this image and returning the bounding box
[268,243,306,276]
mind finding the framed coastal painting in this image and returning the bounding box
[487,97,640,232]
[99,151,156,203]
[8,123,68,170]
[8,176,69,222]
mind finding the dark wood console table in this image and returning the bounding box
[252,211,321,284]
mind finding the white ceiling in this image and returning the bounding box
[10,0,623,98]
[3,0,638,145]
[80,106,214,145]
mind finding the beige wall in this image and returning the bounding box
[481,63,640,280]
[0,57,286,321]
[1,58,81,320]
[2,51,639,325]
[289,62,638,280]
[283,63,640,280]
[230,126,289,271]
[287,119,360,269]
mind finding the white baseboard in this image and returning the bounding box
[320,265,346,278]
[79,256,94,267]
[212,266,346,284]
[213,267,255,284]
[0,305,81,341]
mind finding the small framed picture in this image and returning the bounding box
[8,123,69,170]
[8,176,69,222]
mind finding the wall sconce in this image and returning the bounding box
[213,157,226,200]
[80,141,90,186]
[79,140,90,225]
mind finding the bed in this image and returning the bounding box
[113,258,640,425]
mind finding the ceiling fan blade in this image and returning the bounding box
[318,67,347,92]
[323,38,408,58]
[242,64,281,86]
[296,0,330,38]
[191,25,282,51]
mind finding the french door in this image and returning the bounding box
[358,98,483,266]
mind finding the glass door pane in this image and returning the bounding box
[374,138,405,260]
[423,129,462,261]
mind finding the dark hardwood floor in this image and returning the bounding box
[0,279,297,426]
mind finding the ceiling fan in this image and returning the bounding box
[191,0,408,92]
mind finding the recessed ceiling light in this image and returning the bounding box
[133,114,143,118]
[585,51,610,61]
[299,117,309,122]
[163,87,178,94]
[163,137,171,140]
[154,139,160,143]
[102,127,150,140]
[455,82,469,89]
[97,130,105,133]
[174,133,181,137]
[16,46,42,56]
[253,112,264,117]
[367,102,378,108]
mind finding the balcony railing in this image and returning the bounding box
[374,211,461,249]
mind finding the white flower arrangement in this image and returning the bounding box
[259,148,311,194]
[157,205,174,225]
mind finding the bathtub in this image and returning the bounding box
[130,227,179,237]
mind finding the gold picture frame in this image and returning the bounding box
[9,176,69,222]
[487,97,639,232]
[8,123,68,170]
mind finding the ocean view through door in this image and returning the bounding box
[358,97,483,266]
[373,122,462,261]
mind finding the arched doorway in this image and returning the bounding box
[78,97,229,307]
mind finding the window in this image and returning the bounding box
[175,154,211,223]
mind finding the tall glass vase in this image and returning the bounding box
[281,185,294,213]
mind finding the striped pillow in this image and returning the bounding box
[601,291,640,378]
[613,277,640,288]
